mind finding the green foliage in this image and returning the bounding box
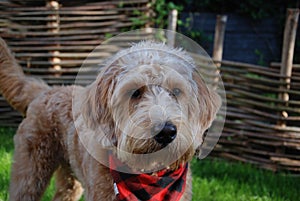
[238,0,272,20]
[129,9,150,29]
[104,33,113,40]
[254,49,266,66]
[123,0,183,29]
[183,29,213,47]
[123,0,183,30]
[152,0,183,28]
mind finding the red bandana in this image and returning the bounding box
[109,154,188,201]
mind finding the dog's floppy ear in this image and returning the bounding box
[82,65,121,130]
[193,71,221,132]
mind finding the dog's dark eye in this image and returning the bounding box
[172,88,181,97]
[131,89,142,99]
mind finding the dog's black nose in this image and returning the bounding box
[154,122,177,145]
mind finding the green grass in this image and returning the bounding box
[0,127,14,201]
[191,159,299,201]
[0,127,299,201]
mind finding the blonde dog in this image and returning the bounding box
[0,38,220,201]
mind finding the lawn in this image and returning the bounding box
[0,127,299,201]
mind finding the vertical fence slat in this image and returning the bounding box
[213,15,227,65]
[278,8,299,127]
[167,9,178,47]
[47,0,61,77]
[213,15,227,88]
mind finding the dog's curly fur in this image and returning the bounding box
[0,38,220,201]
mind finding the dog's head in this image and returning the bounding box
[82,41,221,172]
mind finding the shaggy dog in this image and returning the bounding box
[0,37,221,201]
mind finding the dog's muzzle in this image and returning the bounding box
[152,122,177,146]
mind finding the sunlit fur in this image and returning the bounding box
[0,38,220,201]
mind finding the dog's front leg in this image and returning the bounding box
[69,145,115,201]
[81,159,115,201]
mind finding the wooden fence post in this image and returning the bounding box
[167,9,178,47]
[213,15,227,65]
[278,8,299,127]
[212,15,227,88]
[47,0,61,77]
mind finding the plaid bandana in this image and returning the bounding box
[109,154,188,201]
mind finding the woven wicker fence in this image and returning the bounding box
[209,10,300,173]
[212,60,300,172]
[0,0,153,125]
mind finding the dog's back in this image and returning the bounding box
[0,37,50,115]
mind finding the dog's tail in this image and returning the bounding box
[0,37,50,115]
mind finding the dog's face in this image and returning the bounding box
[82,42,221,172]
